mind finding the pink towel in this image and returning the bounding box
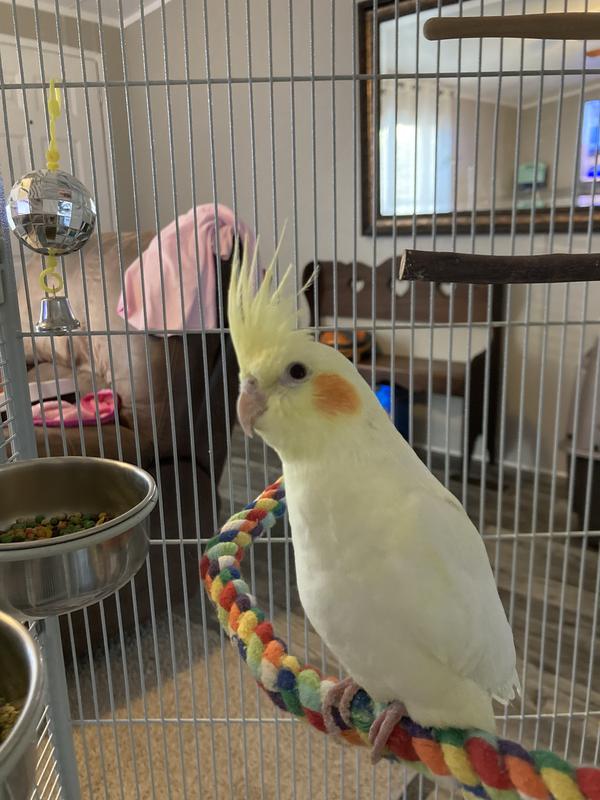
[32,389,118,428]
[116,204,257,333]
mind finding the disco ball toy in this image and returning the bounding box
[6,169,96,256]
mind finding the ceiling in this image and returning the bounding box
[14,0,172,27]
[380,0,600,105]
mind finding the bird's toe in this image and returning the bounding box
[369,701,407,764]
[322,677,360,734]
[338,680,361,726]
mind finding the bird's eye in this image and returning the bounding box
[286,362,308,382]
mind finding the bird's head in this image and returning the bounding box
[228,242,381,461]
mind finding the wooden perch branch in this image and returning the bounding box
[423,13,600,41]
[400,250,600,284]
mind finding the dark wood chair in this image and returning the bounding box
[303,259,505,474]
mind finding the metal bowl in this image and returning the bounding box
[0,612,45,800]
[0,457,157,619]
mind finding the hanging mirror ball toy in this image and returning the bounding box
[7,169,96,256]
[5,80,96,334]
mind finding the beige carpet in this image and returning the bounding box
[69,609,418,800]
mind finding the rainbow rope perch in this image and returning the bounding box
[201,478,600,800]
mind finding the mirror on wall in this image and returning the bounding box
[359,0,600,235]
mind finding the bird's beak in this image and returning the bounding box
[237,376,268,438]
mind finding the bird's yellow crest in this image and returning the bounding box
[227,234,313,371]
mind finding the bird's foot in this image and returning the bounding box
[322,676,361,734]
[369,701,407,764]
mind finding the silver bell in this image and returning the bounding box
[35,296,81,335]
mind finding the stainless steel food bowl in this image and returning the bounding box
[0,612,45,800]
[0,457,157,619]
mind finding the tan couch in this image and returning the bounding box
[19,232,238,657]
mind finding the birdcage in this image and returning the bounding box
[0,1,599,798]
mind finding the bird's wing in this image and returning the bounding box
[373,482,519,702]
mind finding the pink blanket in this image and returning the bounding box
[117,204,256,332]
[32,389,118,428]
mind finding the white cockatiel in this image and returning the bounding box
[229,242,520,762]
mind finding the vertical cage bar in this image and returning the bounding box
[37,618,81,800]
[0,179,37,460]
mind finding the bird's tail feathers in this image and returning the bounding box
[491,669,521,705]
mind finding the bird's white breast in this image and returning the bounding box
[283,462,423,700]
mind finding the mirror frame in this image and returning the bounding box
[358,0,600,236]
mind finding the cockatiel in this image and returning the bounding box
[228,242,520,763]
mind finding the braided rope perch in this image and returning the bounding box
[201,478,600,800]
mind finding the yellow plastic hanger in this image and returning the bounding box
[39,79,64,296]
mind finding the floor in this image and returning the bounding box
[66,425,599,800]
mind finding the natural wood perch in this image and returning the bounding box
[423,12,600,41]
[399,250,600,284]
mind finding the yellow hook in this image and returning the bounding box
[40,80,64,296]
[38,250,63,296]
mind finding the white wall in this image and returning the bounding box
[124,0,363,267]
[122,0,600,474]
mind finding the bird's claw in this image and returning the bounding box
[323,681,407,764]
[322,676,361,734]
[369,701,407,764]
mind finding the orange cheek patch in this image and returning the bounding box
[312,373,361,417]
